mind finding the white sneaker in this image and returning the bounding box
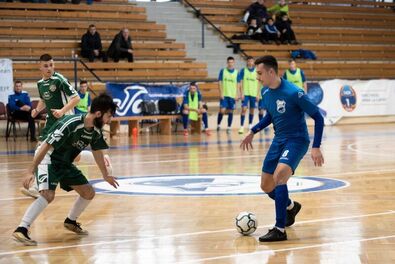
[20,187,40,199]
[248,124,253,130]
[238,127,244,134]
[226,128,231,134]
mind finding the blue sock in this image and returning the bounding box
[274,184,289,229]
[259,114,263,122]
[249,114,254,125]
[202,113,208,129]
[240,115,245,127]
[182,114,189,129]
[228,113,233,127]
[267,190,292,207]
[217,113,223,125]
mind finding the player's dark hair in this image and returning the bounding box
[246,56,254,60]
[15,80,22,85]
[190,81,197,87]
[255,55,278,74]
[227,56,235,62]
[80,80,88,86]
[90,93,117,116]
[288,59,296,63]
[39,54,53,62]
[89,24,95,28]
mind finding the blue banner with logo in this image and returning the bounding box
[106,83,188,117]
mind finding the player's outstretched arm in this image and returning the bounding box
[92,150,119,189]
[52,95,80,119]
[310,111,325,167]
[23,142,52,189]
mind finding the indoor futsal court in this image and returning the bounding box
[0,123,394,263]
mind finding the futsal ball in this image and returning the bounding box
[235,212,258,235]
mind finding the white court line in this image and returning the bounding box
[0,210,394,257]
[177,234,395,264]
[347,141,395,157]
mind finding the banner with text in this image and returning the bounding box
[0,59,14,104]
[106,83,188,117]
[307,79,395,125]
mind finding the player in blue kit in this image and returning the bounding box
[240,55,324,242]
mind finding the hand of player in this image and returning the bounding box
[51,109,64,119]
[31,108,39,118]
[311,148,324,167]
[240,131,254,151]
[104,175,119,189]
[23,172,35,189]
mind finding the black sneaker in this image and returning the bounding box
[286,201,302,227]
[12,226,37,246]
[259,228,287,242]
[64,218,89,235]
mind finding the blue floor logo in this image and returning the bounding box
[91,174,349,196]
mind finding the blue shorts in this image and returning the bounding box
[258,99,265,110]
[242,96,257,109]
[262,138,309,174]
[220,96,236,110]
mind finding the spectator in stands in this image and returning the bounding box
[242,0,269,27]
[8,81,36,141]
[264,18,281,44]
[231,19,267,43]
[283,59,307,91]
[275,12,298,44]
[107,28,134,63]
[181,82,210,136]
[246,19,267,43]
[81,24,108,62]
[75,80,91,114]
[268,0,289,19]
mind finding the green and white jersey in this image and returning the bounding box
[44,114,108,165]
[37,72,78,139]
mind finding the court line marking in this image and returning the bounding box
[177,234,395,264]
[347,141,395,157]
[0,210,394,256]
[1,168,394,202]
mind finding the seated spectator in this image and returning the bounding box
[231,19,266,43]
[268,0,289,19]
[264,18,281,44]
[81,24,108,62]
[242,0,268,27]
[75,80,91,114]
[181,82,210,136]
[8,81,36,141]
[107,28,134,63]
[275,12,298,44]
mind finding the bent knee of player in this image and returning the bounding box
[40,190,55,203]
[182,110,189,115]
[81,186,95,200]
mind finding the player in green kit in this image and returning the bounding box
[21,54,113,199]
[20,54,80,198]
[12,94,119,246]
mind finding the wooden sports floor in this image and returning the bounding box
[0,123,394,264]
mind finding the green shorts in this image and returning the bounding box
[36,162,89,192]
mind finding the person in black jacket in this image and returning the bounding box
[107,28,134,63]
[275,13,298,45]
[242,0,268,27]
[81,25,108,62]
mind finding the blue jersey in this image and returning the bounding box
[260,79,318,140]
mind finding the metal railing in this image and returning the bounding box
[180,0,248,58]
